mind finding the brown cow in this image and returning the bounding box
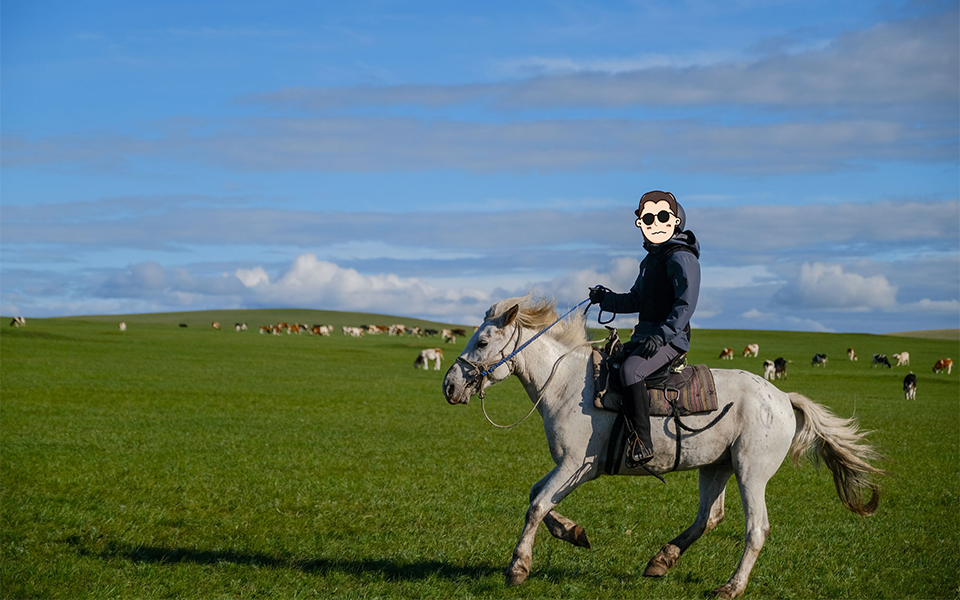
[719,348,734,360]
[933,358,953,375]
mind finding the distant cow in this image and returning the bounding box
[409,327,423,338]
[743,344,759,358]
[872,354,892,369]
[719,348,734,360]
[179,323,188,328]
[903,372,917,400]
[774,357,787,380]
[933,358,953,375]
[847,348,858,361]
[424,329,439,337]
[451,328,467,337]
[212,322,221,330]
[9,316,25,327]
[119,322,126,332]
[389,324,407,336]
[812,354,828,368]
[259,325,271,334]
[414,348,444,370]
[762,360,775,381]
[342,326,364,338]
[893,352,910,367]
[441,329,456,344]
[235,322,248,332]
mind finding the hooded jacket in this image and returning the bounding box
[598,230,701,352]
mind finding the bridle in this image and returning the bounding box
[454,298,592,429]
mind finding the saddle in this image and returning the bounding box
[592,327,718,416]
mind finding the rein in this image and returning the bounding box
[456,298,593,429]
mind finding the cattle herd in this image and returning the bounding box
[723,342,952,401]
[7,315,952,402]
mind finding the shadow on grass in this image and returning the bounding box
[71,537,510,582]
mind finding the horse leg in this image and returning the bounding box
[712,465,775,598]
[529,471,592,549]
[645,464,733,577]
[506,464,591,586]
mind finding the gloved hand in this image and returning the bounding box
[637,335,663,359]
[588,286,606,305]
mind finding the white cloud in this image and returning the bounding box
[742,308,777,320]
[773,262,898,311]
[902,298,960,314]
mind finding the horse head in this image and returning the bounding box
[442,303,520,405]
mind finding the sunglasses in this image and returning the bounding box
[637,210,675,226]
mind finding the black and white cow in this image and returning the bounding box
[774,357,787,380]
[811,353,828,368]
[903,372,917,400]
[872,354,892,369]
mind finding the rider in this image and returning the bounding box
[589,190,701,468]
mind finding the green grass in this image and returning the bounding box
[2,311,958,599]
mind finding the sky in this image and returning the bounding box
[2,0,958,334]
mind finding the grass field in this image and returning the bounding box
[2,310,958,599]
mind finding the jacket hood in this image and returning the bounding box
[644,229,700,258]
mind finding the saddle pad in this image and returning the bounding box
[595,363,718,417]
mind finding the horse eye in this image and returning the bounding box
[477,340,488,348]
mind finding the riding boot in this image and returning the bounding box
[623,381,654,468]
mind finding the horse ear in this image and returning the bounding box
[499,304,520,329]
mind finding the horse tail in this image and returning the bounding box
[788,392,885,516]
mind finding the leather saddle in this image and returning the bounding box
[592,327,717,416]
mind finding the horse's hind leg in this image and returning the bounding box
[645,464,733,577]
[529,471,592,549]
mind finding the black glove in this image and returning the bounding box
[637,335,663,359]
[588,286,606,305]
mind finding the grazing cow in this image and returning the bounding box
[812,353,828,367]
[743,343,759,358]
[414,348,444,370]
[212,322,221,330]
[409,326,423,338]
[847,348,858,361]
[9,316,25,327]
[893,352,910,367]
[719,348,734,360]
[774,357,788,380]
[762,360,775,381]
[903,372,917,400]
[424,328,439,337]
[259,325,271,334]
[271,325,283,335]
[451,328,467,337]
[119,322,126,331]
[343,326,364,338]
[179,323,188,328]
[933,358,953,374]
[389,324,407,336]
[235,322,248,332]
[441,329,456,344]
[872,354,892,369]
[286,324,301,334]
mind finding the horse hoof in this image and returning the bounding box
[643,544,680,577]
[712,584,739,599]
[572,525,591,549]
[505,566,528,586]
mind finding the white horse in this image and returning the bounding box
[442,295,883,599]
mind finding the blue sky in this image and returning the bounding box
[2,0,958,333]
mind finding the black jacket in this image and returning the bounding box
[599,230,701,351]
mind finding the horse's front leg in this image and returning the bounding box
[528,471,592,549]
[506,463,592,586]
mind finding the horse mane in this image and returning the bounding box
[484,293,588,348]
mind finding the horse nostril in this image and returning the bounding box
[445,384,455,398]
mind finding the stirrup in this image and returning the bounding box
[625,432,653,469]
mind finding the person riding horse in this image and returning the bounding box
[589,190,701,468]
